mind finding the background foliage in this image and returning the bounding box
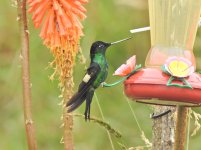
[1,0,201,149]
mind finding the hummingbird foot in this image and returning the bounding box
[84,111,90,121]
[101,82,107,87]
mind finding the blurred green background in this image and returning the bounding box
[1,0,201,149]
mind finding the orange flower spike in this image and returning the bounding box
[50,27,56,47]
[53,0,60,11]
[54,31,61,47]
[52,1,66,35]
[72,8,86,20]
[73,1,87,12]
[59,0,87,20]
[78,0,89,4]
[28,0,88,48]
[28,0,41,8]
[47,9,56,34]
[53,1,72,28]
[60,12,72,28]
[34,2,50,28]
[31,1,47,23]
[51,29,57,47]
[34,0,48,15]
[56,15,66,36]
[73,15,84,29]
[40,10,51,39]
[67,0,87,20]
[27,4,37,13]
[59,0,71,10]
[28,1,45,23]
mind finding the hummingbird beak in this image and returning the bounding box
[110,37,132,45]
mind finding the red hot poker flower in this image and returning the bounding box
[28,0,88,84]
[28,0,88,49]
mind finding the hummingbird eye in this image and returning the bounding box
[98,44,103,48]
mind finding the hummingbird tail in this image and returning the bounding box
[67,92,87,113]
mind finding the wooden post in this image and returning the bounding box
[152,106,176,150]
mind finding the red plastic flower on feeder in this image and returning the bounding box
[113,55,136,77]
[164,56,195,78]
[28,0,88,48]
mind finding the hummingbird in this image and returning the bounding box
[66,37,132,120]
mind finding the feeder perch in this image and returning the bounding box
[124,0,201,106]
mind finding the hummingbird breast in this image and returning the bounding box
[94,65,108,88]
[92,55,108,88]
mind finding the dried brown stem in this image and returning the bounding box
[62,78,74,150]
[17,0,37,149]
[174,106,188,150]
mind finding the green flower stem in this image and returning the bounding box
[167,76,192,89]
[103,64,142,88]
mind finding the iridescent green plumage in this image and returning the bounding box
[92,53,108,88]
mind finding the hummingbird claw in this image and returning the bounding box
[101,82,106,87]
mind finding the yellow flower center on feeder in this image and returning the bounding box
[168,60,190,77]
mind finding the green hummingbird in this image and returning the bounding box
[66,37,132,120]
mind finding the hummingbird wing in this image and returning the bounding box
[66,62,101,112]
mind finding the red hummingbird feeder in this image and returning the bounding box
[124,0,201,106]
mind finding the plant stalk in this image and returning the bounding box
[17,0,37,149]
[62,78,74,150]
[174,106,188,150]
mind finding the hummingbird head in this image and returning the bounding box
[90,41,110,56]
[90,37,132,57]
